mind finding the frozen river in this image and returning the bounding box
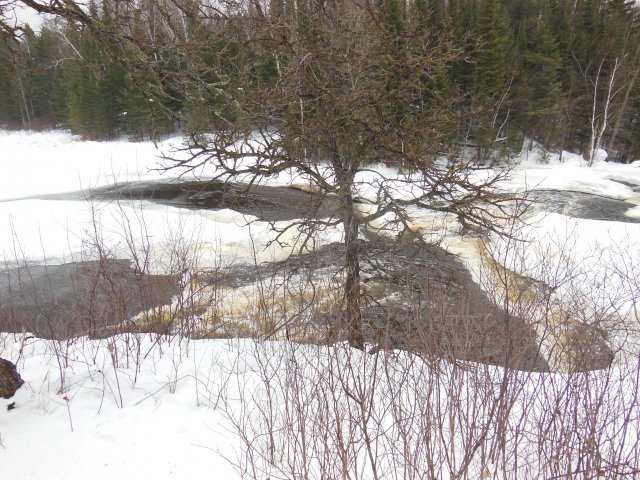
[1,130,640,371]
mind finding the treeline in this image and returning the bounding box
[0,4,176,140]
[1,0,639,161]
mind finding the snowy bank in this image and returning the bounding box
[2,334,640,479]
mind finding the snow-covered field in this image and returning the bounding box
[3,333,640,480]
[2,129,639,268]
[0,130,341,268]
[2,130,640,478]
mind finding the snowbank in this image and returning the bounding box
[1,334,639,479]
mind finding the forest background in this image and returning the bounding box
[1,0,639,163]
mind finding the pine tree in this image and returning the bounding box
[0,39,22,127]
[517,19,566,147]
[605,0,635,55]
[548,0,573,85]
[376,0,405,36]
[429,0,448,30]
[474,0,509,101]
[604,0,640,159]
[471,0,512,156]
[23,26,67,128]
[66,26,123,139]
[450,0,478,91]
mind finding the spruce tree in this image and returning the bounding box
[474,0,509,101]
[66,27,122,139]
[517,19,566,147]
[0,38,22,127]
[472,0,512,156]
[23,25,66,128]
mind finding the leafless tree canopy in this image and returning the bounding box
[1,0,522,347]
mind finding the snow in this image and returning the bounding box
[485,212,640,365]
[0,130,181,202]
[0,197,342,271]
[3,129,639,205]
[1,131,640,342]
[0,335,240,479]
[627,205,640,219]
[1,129,639,305]
[1,130,640,477]
[2,334,640,479]
[502,149,640,202]
[0,131,343,268]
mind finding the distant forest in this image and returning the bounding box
[1,0,639,162]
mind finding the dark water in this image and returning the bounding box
[4,180,630,371]
[92,180,339,222]
[529,189,640,223]
[35,178,640,225]
[610,179,640,192]
[0,260,177,339]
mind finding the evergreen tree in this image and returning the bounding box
[449,0,477,92]
[605,0,636,55]
[66,26,123,139]
[474,0,509,101]
[5,0,640,160]
[516,19,566,147]
[0,39,22,127]
[23,25,66,128]
[429,0,448,30]
[471,0,512,156]
[376,0,405,36]
[548,0,574,85]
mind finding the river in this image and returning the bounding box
[3,178,639,372]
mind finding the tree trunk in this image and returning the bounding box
[333,146,364,350]
[17,75,31,129]
[587,58,620,165]
[343,192,364,349]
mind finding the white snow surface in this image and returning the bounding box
[1,129,639,269]
[1,130,639,313]
[1,130,640,349]
[0,131,343,268]
[4,129,640,203]
[2,334,640,479]
[0,130,176,201]
[500,145,640,202]
[2,130,640,477]
[0,335,241,479]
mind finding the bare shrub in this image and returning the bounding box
[1,177,640,479]
[217,335,640,479]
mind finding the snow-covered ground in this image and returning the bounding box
[2,129,639,268]
[2,334,640,480]
[504,146,640,206]
[2,130,640,478]
[0,130,341,269]
[2,129,640,359]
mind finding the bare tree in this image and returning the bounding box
[586,57,622,165]
[156,1,517,348]
[9,0,518,348]
[1,0,26,40]
[609,40,640,159]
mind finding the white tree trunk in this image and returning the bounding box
[587,58,620,166]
